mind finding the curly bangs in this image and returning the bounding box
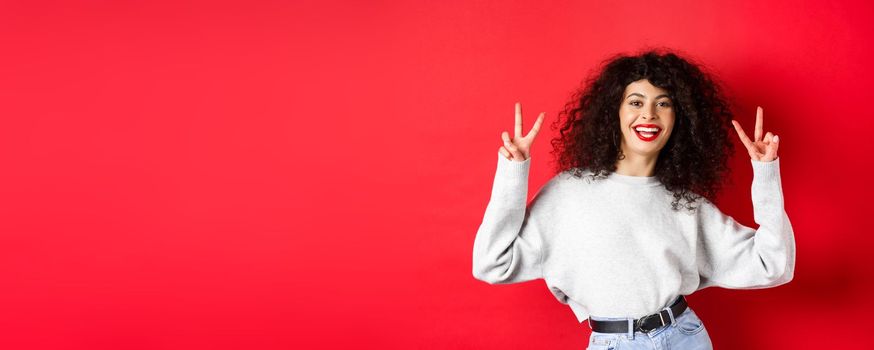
[550,49,735,212]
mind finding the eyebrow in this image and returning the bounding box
[626,93,671,100]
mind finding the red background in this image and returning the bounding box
[1,1,871,349]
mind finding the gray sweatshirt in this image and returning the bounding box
[472,152,796,323]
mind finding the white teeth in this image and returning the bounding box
[634,127,660,132]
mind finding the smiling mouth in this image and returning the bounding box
[633,126,661,142]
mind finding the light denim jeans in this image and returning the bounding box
[586,307,713,350]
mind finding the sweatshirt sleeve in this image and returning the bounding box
[471,152,552,284]
[695,157,796,291]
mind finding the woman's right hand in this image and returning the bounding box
[499,102,545,162]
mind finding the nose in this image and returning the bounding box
[641,108,658,120]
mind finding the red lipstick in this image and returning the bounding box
[632,123,662,142]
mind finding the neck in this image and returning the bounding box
[615,149,658,177]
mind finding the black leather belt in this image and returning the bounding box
[588,295,688,334]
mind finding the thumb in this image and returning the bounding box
[764,135,778,160]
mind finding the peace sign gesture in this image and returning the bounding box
[731,106,780,162]
[499,102,546,162]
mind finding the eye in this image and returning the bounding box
[629,101,643,107]
[658,101,672,107]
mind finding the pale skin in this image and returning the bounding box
[615,79,676,176]
[499,101,779,166]
[498,102,545,161]
[732,107,780,162]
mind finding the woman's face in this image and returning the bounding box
[618,79,675,158]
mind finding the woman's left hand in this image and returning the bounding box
[731,106,779,162]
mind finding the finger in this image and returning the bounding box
[732,120,760,160]
[764,131,774,144]
[505,140,524,160]
[769,135,780,158]
[527,112,545,139]
[499,146,512,160]
[764,137,778,160]
[731,120,755,151]
[502,131,522,159]
[755,106,763,142]
[515,102,523,138]
[774,135,780,157]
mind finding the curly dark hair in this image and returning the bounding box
[550,48,735,212]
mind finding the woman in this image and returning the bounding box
[471,50,796,350]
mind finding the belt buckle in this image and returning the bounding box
[635,312,664,334]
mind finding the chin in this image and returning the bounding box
[628,144,665,156]
[622,137,667,156]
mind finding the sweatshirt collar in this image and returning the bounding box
[605,172,661,186]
